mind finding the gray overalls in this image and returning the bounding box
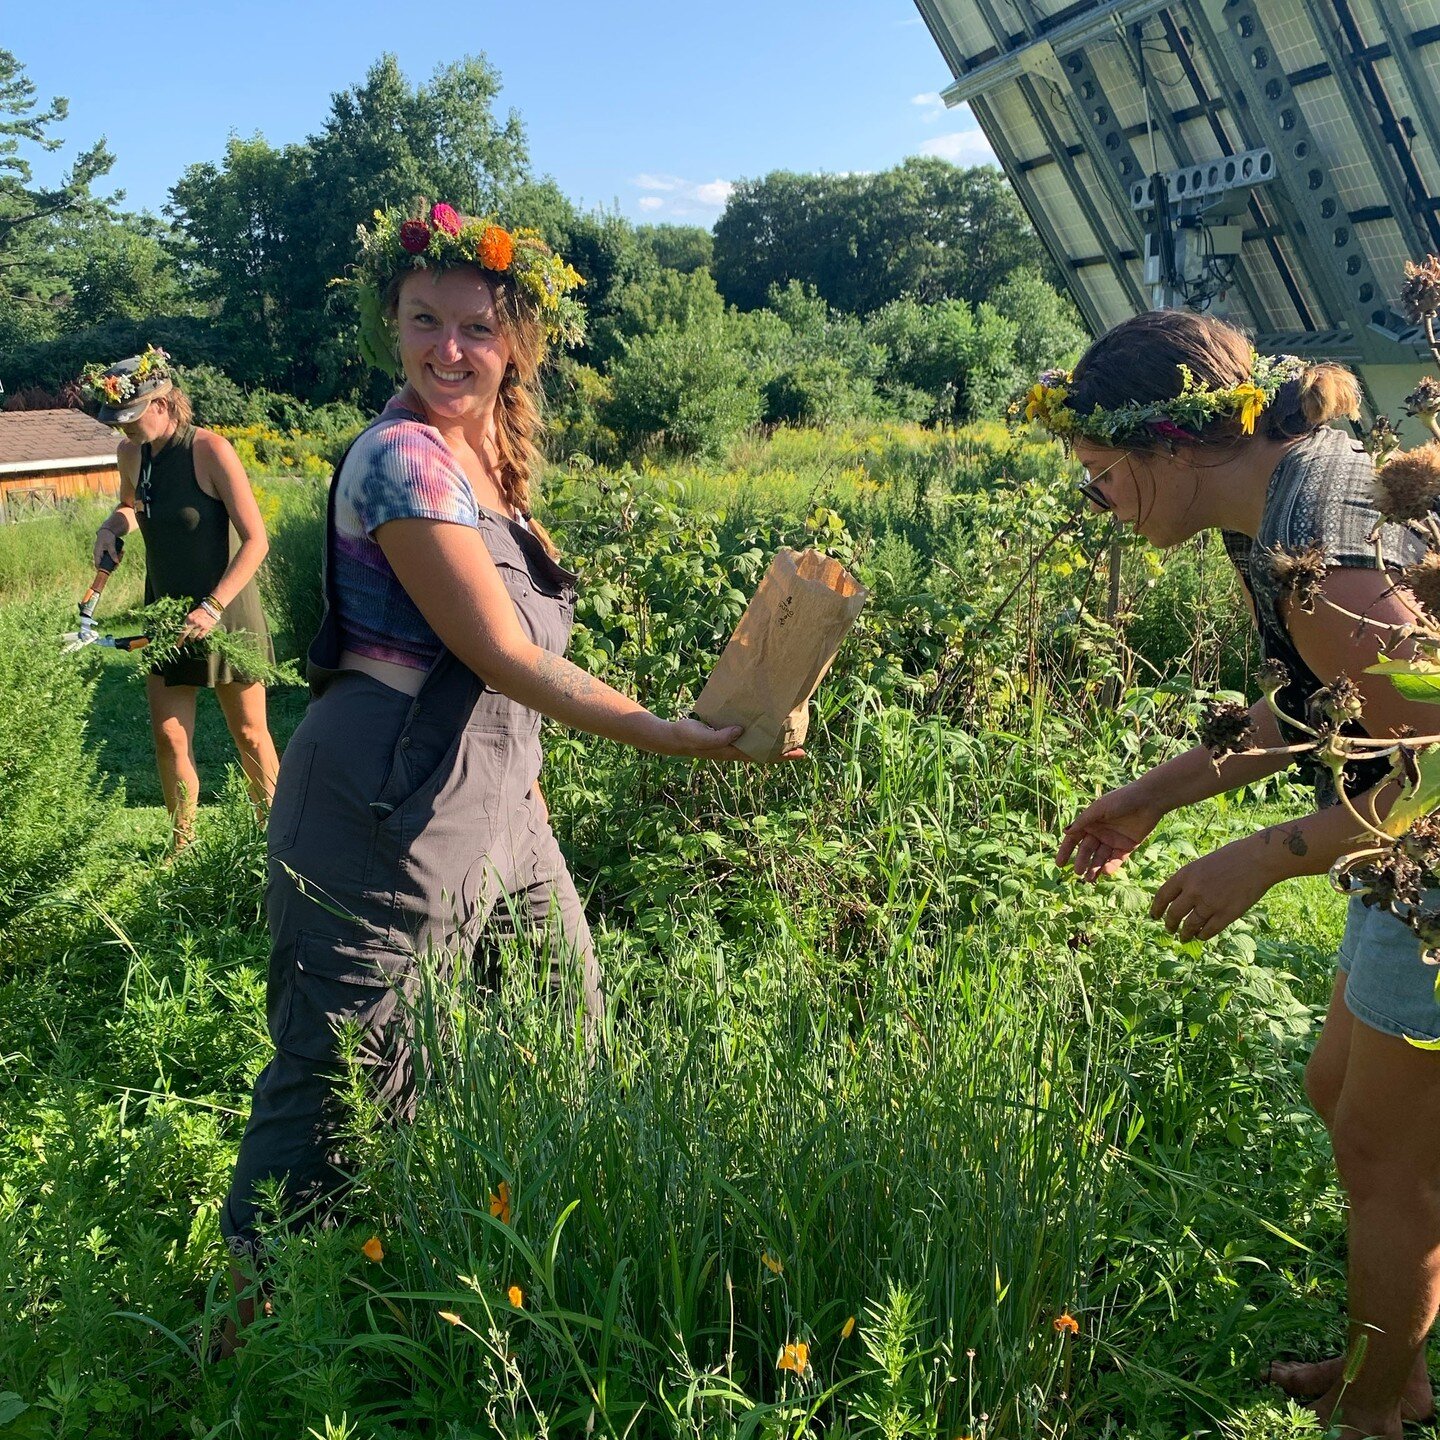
[221,448,604,1258]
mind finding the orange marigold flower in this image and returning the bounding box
[777,1341,809,1374]
[1054,1312,1079,1335]
[489,1180,511,1225]
[507,1284,524,1309]
[479,226,515,271]
[841,1315,856,1340]
[361,1235,385,1263]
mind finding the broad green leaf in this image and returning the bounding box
[1365,656,1440,704]
[1384,744,1440,836]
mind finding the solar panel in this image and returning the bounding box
[914,0,1440,435]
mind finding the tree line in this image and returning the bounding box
[0,48,1085,458]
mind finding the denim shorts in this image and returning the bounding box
[1337,894,1440,1042]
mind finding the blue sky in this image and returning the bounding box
[9,0,995,226]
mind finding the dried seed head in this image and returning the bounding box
[1268,543,1329,613]
[1405,376,1440,418]
[1317,673,1365,726]
[1400,812,1440,877]
[1363,414,1401,464]
[1400,256,1440,323]
[1259,657,1290,698]
[1374,443,1440,523]
[1198,699,1257,759]
[1403,552,1440,620]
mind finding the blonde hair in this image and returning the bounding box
[388,260,558,559]
[154,384,194,429]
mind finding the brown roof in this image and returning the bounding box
[0,409,119,467]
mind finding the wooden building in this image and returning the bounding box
[0,409,121,523]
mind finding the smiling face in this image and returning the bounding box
[394,266,513,429]
[1072,439,1204,549]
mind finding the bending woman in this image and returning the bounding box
[221,206,790,1288]
[87,349,279,844]
[1042,310,1440,1440]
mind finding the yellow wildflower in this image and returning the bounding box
[1232,383,1267,434]
[777,1341,809,1374]
[507,1284,524,1309]
[361,1235,384,1263]
[439,1310,462,1325]
[761,1252,784,1275]
[841,1315,856,1340]
[489,1181,511,1225]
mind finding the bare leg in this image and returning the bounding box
[1267,974,1436,1423]
[215,680,280,811]
[146,676,200,846]
[1308,1017,1440,1437]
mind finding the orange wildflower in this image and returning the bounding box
[479,225,515,271]
[361,1235,385,1263]
[777,1341,809,1374]
[489,1181,511,1225]
[1054,1312,1079,1335]
[507,1284,524,1309]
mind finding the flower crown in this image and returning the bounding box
[348,201,586,373]
[1017,350,1307,445]
[78,345,172,410]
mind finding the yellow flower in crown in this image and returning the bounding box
[1231,382,1267,435]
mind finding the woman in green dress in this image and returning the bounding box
[88,349,280,844]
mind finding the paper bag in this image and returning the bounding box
[693,548,867,762]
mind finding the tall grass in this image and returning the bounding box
[0,423,1352,1439]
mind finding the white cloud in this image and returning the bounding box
[911,92,947,122]
[919,129,998,166]
[630,172,735,218]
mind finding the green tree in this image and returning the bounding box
[866,295,1020,425]
[635,223,713,274]
[713,158,1050,315]
[606,314,761,458]
[63,212,195,330]
[734,281,886,426]
[168,53,531,398]
[589,265,725,368]
[988,266,1086,379]
[0,49,115,347]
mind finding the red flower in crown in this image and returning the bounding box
[430,202,462,237]
[399,219,431,254]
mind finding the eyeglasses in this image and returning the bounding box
[1076,452,1130,512]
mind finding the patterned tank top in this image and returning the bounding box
[1222,425,1425,803]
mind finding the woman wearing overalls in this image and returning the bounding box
[220,205,791,1311]
[87,348,279,844]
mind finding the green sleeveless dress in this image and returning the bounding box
[135,423,276,687]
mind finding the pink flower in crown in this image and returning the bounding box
[430,203,462,237]
[1148,418,1197,441]
[400,219,431,254]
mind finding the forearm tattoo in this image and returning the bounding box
[1263,822,1309,856]
[534,650,603,706]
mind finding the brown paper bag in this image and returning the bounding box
[693,547,867,762]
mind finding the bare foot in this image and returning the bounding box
[1308,1384,1403,1440]
[1265,1355,1435,1423]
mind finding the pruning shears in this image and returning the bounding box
[60,540,150,654]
